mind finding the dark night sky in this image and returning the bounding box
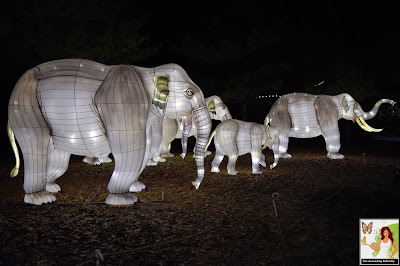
[1,1,400,156]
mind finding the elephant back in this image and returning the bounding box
[37,59,113,80]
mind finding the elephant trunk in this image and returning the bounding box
[191,106,212,189]
[354,99,396,133]
[356,99,396,120]
[224,107,233,120]
[180,120,191,158]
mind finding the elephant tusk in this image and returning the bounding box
[355,117,371,131]
[356,116,383,132]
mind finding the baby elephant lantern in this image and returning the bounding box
[205,119,280,175]
[268,92,396,159]
[161,95,232,158]
[8,59,212,205]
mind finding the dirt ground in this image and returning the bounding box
[0,137,399,265]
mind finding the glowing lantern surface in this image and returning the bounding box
[267,92,396,159]
[161,95,232,158]
[8,59,211,205]
[206,118,280,175]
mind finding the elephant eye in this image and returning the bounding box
[186,89,193,96]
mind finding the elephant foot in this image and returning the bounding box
[252,170,263,175]
[105,193,138,205]
[83,156,101,165]
[228,170,238,175]
[129,181,147,192]
[46,183,61,193]
[24,191,57,205]
[153,156,166,163]
[259,161,267,167]
[327,152,345,159]
[98,156,112,163]
[279,153,292,159]
[211,166,220,173]
[192,180,201,189]
[161,152,174,158]
[146,160,158,166]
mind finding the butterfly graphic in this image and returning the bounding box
[362,222,373,234]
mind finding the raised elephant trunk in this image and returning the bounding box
[191,106,212,189]
[354,99,396,132]
[356,99,396,120]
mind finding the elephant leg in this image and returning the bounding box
[161,117,177,157]
[250,125,263,174]
[18,128,56,205]
[162,143,174,158]
[150,119,166,163]
[211,146,224,173]
[161,142,175,157]
[259,153,266,167]
[269,97,292,159]
[278,133,291,159]
[227,155,238,175]
[130,114,158,193]
[215,123,239,175]
[322,127,344,159]
[105,128,148,203]
[46,147,70,193]
[95,65,149,205]
[315,95,343,159]
[8,68,56,205]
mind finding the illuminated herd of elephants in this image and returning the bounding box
[7,58,396,205]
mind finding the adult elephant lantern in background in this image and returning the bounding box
[7,59,211,205]
[267,92,396,159]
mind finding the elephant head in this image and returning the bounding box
[149,64,212,189]
[337,93,396,132]
[205,95,232,122]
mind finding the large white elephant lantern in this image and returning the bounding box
[267,92,396,159]
[7,59,212,205]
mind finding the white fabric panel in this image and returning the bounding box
[8,59,212,205]
[268,92,395,160]
[211,119,267,175]
[161,95,231,156]
[37,73,110,157]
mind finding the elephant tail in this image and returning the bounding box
[7,120,20,177]
[205,128,218,154]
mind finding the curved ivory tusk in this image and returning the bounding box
[355,117,371,131]
[356,116,383,132]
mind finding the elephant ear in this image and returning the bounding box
[315,95,338,128]
[152,74,170,110]
[207,99,216,115]
[342,96,350,113]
